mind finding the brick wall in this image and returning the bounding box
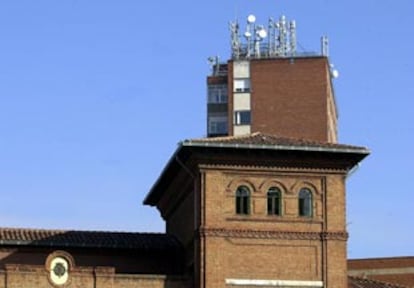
[0,265,189,288]
[248,57,333,142]
[0,247,178,275]
[0,246,186,288]
[197,165,348,288]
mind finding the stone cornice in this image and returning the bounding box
[199,227,348,241]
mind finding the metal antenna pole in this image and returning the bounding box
[289,20,297,56]
[321,36,329,56]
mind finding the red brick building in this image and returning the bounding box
[0,13,408,288]
[207,57,337,143]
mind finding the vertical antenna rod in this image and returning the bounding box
[278,15,287,56]
[321,36,329,57]
[268,18,274,57]
[289,20,297,56]
[230,21,240,59]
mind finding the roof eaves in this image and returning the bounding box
[182,140,370,155]
[143,143,184,206]
[0,239,90,248]
[0,240,31,246]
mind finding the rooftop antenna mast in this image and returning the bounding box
[230,21,241,59]
[277,15,288,56]
[289,20,297,56]
[254,25,267,58]
[268,17,276,57]
[227,13,299,60]
[321,36,329,57]
[244,14,256,58]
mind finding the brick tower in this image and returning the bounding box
[207,16,337,143]
[145,14,369,288]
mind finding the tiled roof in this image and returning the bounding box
[349,256,414,269]
[348,276,409,288]
[183,132,369,153]
[0,227,181,251]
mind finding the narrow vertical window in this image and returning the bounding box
[267,187,281,216]
[236,186,250,215]
[299,188,313,217]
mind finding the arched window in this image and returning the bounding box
[299,188,313,217]
[236,186,250,215]
[267,187,281,216]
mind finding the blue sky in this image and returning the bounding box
[0,1,412,259]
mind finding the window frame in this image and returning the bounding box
[208,117,228,135]
[267,187,282,216]
[298,188,313,217]
[208,84,228,104]
[234,110,251,125]
[235,186,251,215]
[233,78,251,93]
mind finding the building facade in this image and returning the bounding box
[207,15,337,143]
[207,57,338,143]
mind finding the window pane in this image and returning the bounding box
[209,120,228,135]
[236,197,242,214]
[299,198,305,215]
[235,111,251,125]
[242,196,249,214]
[299,188,312,217]
[239,111,251,124]
[208,84,228,103]
[234,79,251,92]
[236,186,250,215]
[274,198,280,215]
[267,198,273,214]
[267,187,281,215]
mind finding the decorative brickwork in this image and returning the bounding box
[200,227,348,241]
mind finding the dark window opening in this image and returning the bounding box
[267,187,281,216]
[299,188,313,217]
[236,186,250,215]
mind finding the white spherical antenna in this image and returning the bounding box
[244,31,252,38]
[247,14,256,24]
[258,29,267,39]
[332,69,339,79]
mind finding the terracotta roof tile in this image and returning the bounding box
[184,132,368,153]
[348,276,409,288]
[0,227,180,251]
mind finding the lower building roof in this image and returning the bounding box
[348,276,409,288]
[0,227,181,251]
